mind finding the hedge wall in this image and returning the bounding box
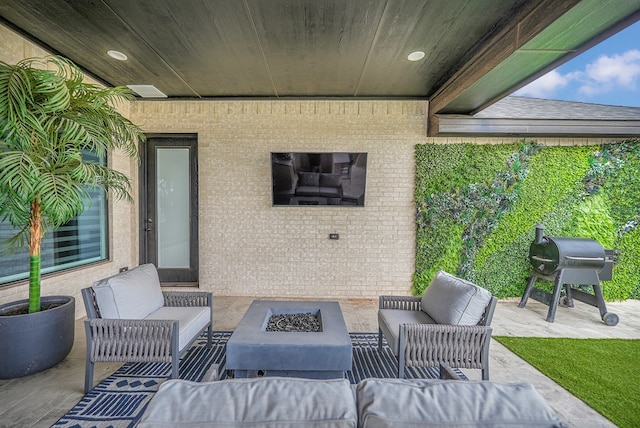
[414,139,640,301]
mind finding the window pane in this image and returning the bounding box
[0,153,108,285]
[156,147,190,268]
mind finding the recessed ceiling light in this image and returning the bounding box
[126,84,168,98]
[107,50,128,61]
[407,51,425,61]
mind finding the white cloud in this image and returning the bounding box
[513,69,569,98]
[578,50,640,96]
[515,50,640,100]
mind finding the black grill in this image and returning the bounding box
[528,224,613,278]
[519,225,618,325]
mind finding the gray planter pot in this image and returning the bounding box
[0,295,75,378]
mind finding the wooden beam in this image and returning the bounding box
[428,0,581,116]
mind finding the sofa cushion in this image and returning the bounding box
[145,306,211,352]
[356,378,564,428]
[296,186,319,196]
[320,173,342,187]
[136,377,358,428]
[421,270,492,325]
[299,172,320,186]
[318,186,342,198]
[92,264,165,319]
[378,309,435,354]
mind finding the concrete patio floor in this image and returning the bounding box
[0,295,638,427]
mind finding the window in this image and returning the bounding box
[0,153,109,285]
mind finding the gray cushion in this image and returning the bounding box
[320,173,342,187]
[296,185,320,196]
[92,263,164,319]
[356,378,564,428]
[136,377,358,428]
[145,306,211,352]
[298,172,320,186]
[421,270,492,325]
[378,309,435,354]
[318,186,342,197]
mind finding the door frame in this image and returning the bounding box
[139,133,199,285]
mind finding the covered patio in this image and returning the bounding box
[2,1,640,427]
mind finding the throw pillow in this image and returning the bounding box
[420,270,492,325]
[298,172,320,186]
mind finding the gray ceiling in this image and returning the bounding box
[1,0,640,116]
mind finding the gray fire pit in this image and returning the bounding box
[226,300,352,379]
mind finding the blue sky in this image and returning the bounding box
[514,21,640,107]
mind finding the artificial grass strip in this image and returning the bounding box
[494,337,640,428]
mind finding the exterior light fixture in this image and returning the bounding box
[407,51,425,61]
[107,50,128,61]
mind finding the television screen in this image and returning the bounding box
[271,152,367,206]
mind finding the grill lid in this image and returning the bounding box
[529,236,605,275]
[529,227,605,276]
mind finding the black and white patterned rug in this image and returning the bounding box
[53,332,463,428]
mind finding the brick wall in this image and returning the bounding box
[130,100,425,298]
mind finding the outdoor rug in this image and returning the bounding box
[53,331,464,428]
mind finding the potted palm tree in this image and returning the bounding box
[0,56,144,378]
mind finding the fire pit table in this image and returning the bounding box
[226,300,352,379]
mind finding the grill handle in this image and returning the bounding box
[531,255,554,263]
[564,256,605,262]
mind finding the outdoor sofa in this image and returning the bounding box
[137,375,565,427]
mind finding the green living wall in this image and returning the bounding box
[414,139,640,301]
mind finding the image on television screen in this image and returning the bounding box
[271,152,367,206]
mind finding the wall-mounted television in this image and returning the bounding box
[271,152,368,206]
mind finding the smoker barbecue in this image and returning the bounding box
[519,225,618,326]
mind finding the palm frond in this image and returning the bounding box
[71,162,133,202]
[35,171,87,228]
[0,192,30,230]
[1,224,30,254]
[0,151,39,200]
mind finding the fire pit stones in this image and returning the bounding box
[266,312,321,332]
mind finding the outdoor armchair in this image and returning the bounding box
[378,270,497,380]
[81,264,212,393]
